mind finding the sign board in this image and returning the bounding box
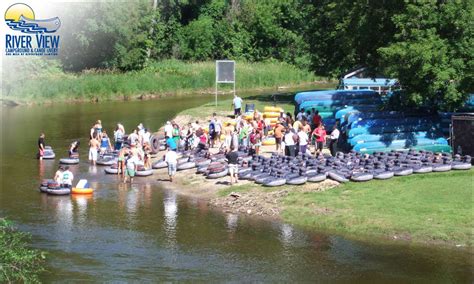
[216,60,235,83]
[215,60,236,106]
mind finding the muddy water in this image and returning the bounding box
[0,93,472,282]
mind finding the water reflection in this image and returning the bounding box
[126,184,139,224]
[163,190,178,248]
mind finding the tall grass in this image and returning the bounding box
[4,60,323,103]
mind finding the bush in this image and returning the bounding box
[0,219,46,283]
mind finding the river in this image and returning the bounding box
[0,93,472,282]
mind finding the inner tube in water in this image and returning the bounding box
[263,177,287,187]
[207,168,229,179]
[43,150,56,159]
[328,171,349,183]
[39,186,49,193]
[59,158,80,164]
[177,161,196,171]
[135,169,154,177]
[47,187,71,195]
[96,158,116,166]
[351,172,374,182]
[152,160,167,169]
[104,167,121,174]
[72,188,94,194]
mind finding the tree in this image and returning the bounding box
[377,0,473,111]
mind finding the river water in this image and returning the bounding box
[0,94,472,282]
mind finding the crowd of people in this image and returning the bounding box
[37,96,340,186]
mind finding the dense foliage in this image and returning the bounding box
[0,219,45,283]
[24,0,474,110]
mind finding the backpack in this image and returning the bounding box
[209,122,215,134]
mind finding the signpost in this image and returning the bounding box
[215,60,235,106]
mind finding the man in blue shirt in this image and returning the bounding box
[166,136,177,151]
[232,95,243,117]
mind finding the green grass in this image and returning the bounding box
[176,95,296,120]
[3,60,326,104]
[0,218,46,283]
[282,169,474,246]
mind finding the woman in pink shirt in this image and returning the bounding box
[311,124,327,154]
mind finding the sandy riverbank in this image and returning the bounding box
[151,112,338,221]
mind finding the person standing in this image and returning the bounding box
[274,123,285,154]
[312,110,322,128]
[69,141,80,157]
[328,124,340,156]
[124,153,139,184]
[88,136,100,165]
[213,113,223,147]
[38,133,45,160]
[312,124,327,154]
[164,121,173,139]
[117,147,128,176]
[165,148,178,182]
[283,126,296,157]
[172,123,181,150]
[61,166,74,189]
[100,131,112,154]
[226,147,239,185]
[297,127,309,155]
[232,95,243,117]
[128,129,139,146]
[114,124,125,150]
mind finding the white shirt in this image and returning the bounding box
[233,97,243,109]
[298,131,308,146]
[214,119,222,132]
[165,150,178,164]
[128,133,139,144]
[296,112,305,121]
[164,124,173,137]
[142,132,151,144]
[284,132,295,146]
[62,170,74,185]
[126,155,140,170]
[330,128,340,140]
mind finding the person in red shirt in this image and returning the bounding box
[312,110,322,128]
[311,124,326,154]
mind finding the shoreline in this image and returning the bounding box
[147,108,473,249]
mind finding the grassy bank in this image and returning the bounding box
[213,170,473,247]
[282,169,473,246]
[3,60,326,104]
[0,219,45,282]
[176,94,296,120]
